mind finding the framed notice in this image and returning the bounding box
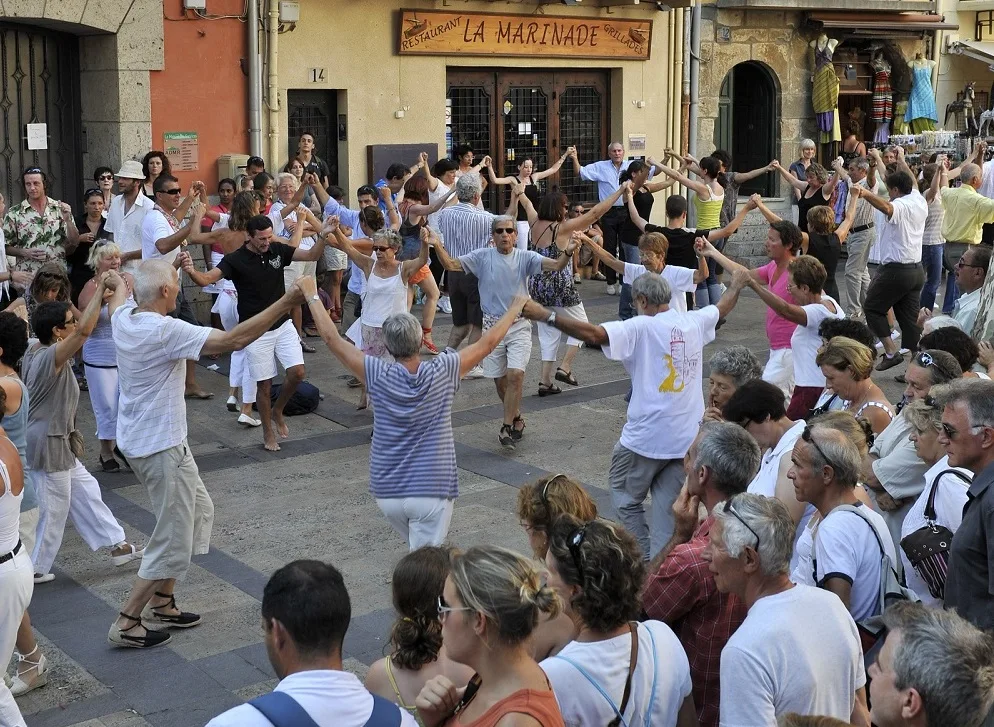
[163,131,199,172]
[398,9,652,61]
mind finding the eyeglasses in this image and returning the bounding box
[566,526,587,583]
[98,174,114,181]
[437,596,472,621]
[726,495,761,550]
[160,188,182,196]
[61,316,77,327]
[494,227,515,234]
[371,245,390,253]
[956,257,983,269]
[941,421,989,439]
[801,425,835,471]
[924,394,938,408]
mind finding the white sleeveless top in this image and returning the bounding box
[361,267,407,328]
[0,457,21,552]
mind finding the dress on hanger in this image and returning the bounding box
[906,60,938,133]
[871,56,893,143]
[812,39,841,145]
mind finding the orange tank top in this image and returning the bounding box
[446,688,564,727]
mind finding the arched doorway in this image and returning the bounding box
[716,62,778,198]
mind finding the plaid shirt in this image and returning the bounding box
[642,516,747,727]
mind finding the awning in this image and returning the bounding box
[807,12,958,35]
[949,40,994,71]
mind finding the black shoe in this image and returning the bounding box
[511,415,525,442]
[108,613,172,649]
[113,445,131,470]
[894,374,907,383]
[144,592,202,629]
[876,353,905,371]
[499,425,516,450]
[100,456,121,473]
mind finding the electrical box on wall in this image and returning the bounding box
[183,0,207,10]
[279,1,300,23]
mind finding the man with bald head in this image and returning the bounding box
[940,158,994,310]
[106,260,306,649]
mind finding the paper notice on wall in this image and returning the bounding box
[26,123,47,150]
[164,131,199,172]
[628,134,646,152]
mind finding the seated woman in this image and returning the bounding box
[744,254,844,420]
[516,473,598,659]
[365,546,474,724]
[703,345,763,422]
[811,319,878,416]
[815,336,894,435]
[541,515,697,727]
[415,545,564,727]
[900,397,972,607]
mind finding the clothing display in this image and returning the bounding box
[871,55,893,143]
[811,36,841,145]
[906,58,938,132]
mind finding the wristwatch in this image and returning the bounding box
[309,294,321,303]
[546,311,557,326]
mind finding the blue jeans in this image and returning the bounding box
[919,244,944,311]
[619,243,639,320]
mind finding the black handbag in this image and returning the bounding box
[900,468,972,600]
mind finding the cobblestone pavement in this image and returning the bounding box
[12,271,908,726]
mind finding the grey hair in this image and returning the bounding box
[455,173,482,202]
[372,228,402,252]
[961,162,984,185]
[805,425,861,488]
[799,138,816,150]
[930,378,994,429]
[608,140,624,151]
[848,158,870,172]
[923,314,963,335]
[882,601,994,727]
[381,312,422,360]
[134,259,177,304]
[713,494,795,576]
[275,172,299,191]
[491,215,516,234]
[694,422,762,499]
[709,346,763,388]
[631,272,672,307]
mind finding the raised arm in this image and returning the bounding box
[531,148,572,182]
[569,147,582,176]
[178,251,224,288]
[331,221,374,276]
[709,197,758,242]
[458,296,529,376]
[698,237,764,284]
[302,275,365,380]
[895,146,915,184]
[774,160,809,192]
[54,271,108,370]
[521,299,609,347]
[729,161,773,186]
[625,186,648,232]
[853,184,893,219]
[156,203,205,254]
[713,265,749,320]
[822,159,842,197]
[581,233,624,275]
[751,194,783,224]
[406,185,457,218]
[485,161,516,186]
[201,284,305,357]
[431,237,463,273]
[516,186,539,227]
[835,188,860,242]
[306,173,330,208]
[540,239,578,272]
[926,163,946,204]
[655,165,711,198]
[747,275,808,325]
[561,182,629,235]
[401,227,432,281]
[832,158,851,184]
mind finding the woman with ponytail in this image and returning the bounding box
[541,515,698,727]
[366,547,473,725]
[416,545,565,727]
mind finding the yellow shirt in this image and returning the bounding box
[939,185,994,244]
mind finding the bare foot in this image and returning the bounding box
[275,416,289,439]
[263,433,281,452]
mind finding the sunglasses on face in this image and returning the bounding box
[371,245,390,253]
[160,188,182,196]
[98,174,113,181]
[941,421,989,439]
[494,227,515,234]
[956,256,983,269]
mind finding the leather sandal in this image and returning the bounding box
[108,613,172,649]
[555,367,579,386]
[145,592,202,628]
[511,415,526,442]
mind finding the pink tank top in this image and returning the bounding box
[757,260,798,350]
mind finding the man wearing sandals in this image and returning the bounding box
[107,260,307,649]
[434,214,575,450]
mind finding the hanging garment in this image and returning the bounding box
[812,43,841,144]
[906,63,938,126]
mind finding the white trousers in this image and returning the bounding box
[375,497,454,550]
[84,365,119,441]
[762,347,795,401]
[0,549,32,727]
[536,303,588,361]
[515,220,529,251]
[214,291,257,404]
[30,460,126,575]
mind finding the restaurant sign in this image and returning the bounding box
[398,10,652,61]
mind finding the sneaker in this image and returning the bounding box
[890,330,901,341]
[899,347,910,355]
[592,272,607,281]
[464,365,485,379]
[573,273,581,284]
[111,543,145,567]
[238,413,262,427]
[33,573,54,584]
[606,284,617,295]
[437,295,452,314]
[226,395,238,412]
[875,352,905,371]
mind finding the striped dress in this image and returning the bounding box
[871,64,893,123]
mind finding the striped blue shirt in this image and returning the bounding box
[365,351,460,500]
[436,203,498,258]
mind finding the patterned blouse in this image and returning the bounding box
[528,223,580,308]
[2,197,68,276]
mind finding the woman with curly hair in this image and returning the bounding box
[415,545,564,727]
[366,547,473,725]
[704,345,763,421]
[542,515,697,727]
[141,151,170,198]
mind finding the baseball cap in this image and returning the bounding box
[115,160,145,179]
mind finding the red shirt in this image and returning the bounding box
[642,516,747,727]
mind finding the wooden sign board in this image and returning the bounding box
[398,9,652,61]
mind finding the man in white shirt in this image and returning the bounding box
[523,268,749,559]
[950,245,988,332]
[788,424,897,622]
[107,260,307,649]
[705,492,869,726]
[104,160,152,274]
[207,560,417,727]
[856,147,928,371]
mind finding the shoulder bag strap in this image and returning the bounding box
[834,504,888,557]
[613,622,640,726]
[550,655,629,727]
[924,469,973,522]
[249,691,321,727]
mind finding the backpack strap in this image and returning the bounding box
[924,469,972,522]
[832,504,888,558]
[363,694,402,727]
[249,691,321,727]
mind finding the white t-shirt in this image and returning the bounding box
[622,263,696,314]
[792,296,844,387]
[602,306,718,460]
[270,200,315,250]
[105,192,152,274]
[427,180,451,233]
[719,585,865,727]
[141,208,181,264]
[876,189,927,265]
[112,303,213,458]
[795,502,897,622]
[542,621,692,727]
[206,669,419,727]
[899,456,971,607]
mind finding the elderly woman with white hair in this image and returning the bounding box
[705,493,869,726]
[78,242,134,472]
[302,269,527,548]
[704,345,764,421]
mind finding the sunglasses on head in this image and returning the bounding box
[357,185,378,198]
[84,188,101,197]
[566,526,587,583]
[726,494,761,550]
[801,425,836,471]
[914,351,956,380]
[24,167,42,175]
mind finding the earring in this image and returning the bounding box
[55,336,63,343]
